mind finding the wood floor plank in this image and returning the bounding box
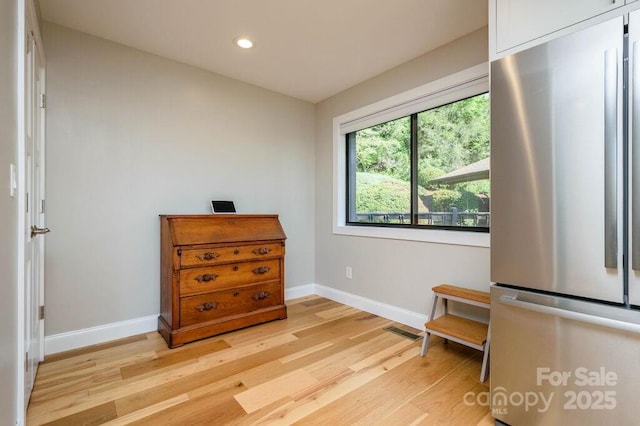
[27,296,491,425]
[349,338,417,372]
[34,351,157,390]
[477,412,496,426]
[31,364,124,403]
[298,297,335,308]
[27,333,299,424]
[355,402,429,426]
[407,353,490,426]
[226,317,392,391]
[305,329,409,381]
[113,328,356,418]
[113,373,242,417]
[291,339,479,425]
[314,304,361,319]
[104,394,190,425]
[41,334,149,364]
[223,303,368,348]
[36,335,166,380]
[255,346,419,424]
[41,401,118,426]
[119,338,230,379]
[113,331,347,418]
[35,359,97,382]
[234,369,319,414]
[278,341,334,364]
[126,381,248,426]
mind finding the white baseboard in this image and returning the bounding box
[44,314,158,355]
[284,283,316,300]
[45,284,426,355]
[312,284,427,331]
[288,283,427,330]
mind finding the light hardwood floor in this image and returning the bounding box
[27,296,492,425]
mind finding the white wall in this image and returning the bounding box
[315,28,490,320]
[43,23,316,336]
[0,0,19,423]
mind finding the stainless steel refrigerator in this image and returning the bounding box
[491,11,640,425]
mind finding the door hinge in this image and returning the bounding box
[41,199,45,214]
[40,93,46,109]
[39,305,45,320]
[25,352,28,372]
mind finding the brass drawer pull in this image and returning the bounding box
[252,291,271,301]
[197,252,219,261]
[253,247,272,255]
[252,266,270,275]
[195,273,218,282]
[196,301,218,312]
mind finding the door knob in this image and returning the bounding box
[31,226,50,238]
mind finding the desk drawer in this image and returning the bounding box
[181,243,283,267]
[180,259,280,295]
[180,281,282,327]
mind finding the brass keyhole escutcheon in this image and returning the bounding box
[233,266,239,271]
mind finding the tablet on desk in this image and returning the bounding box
[211,200,236,214]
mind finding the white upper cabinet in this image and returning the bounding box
[492,0,625,57]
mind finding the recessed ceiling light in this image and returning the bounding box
[234,37,254,49]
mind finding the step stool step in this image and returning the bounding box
[432,284,490,306]
[424,313,488,347]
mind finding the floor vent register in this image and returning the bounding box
[383,326,421,341]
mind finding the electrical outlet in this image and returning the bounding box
[345,266,352,279]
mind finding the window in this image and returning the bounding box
[333,63,489,246]
[346,92,489,232]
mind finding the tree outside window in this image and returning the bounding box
[347,92,489,230]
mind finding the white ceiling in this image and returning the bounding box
[38,0,488,103]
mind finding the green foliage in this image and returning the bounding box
[353,93,489,190]
[356,173,426,213]
[417,163,445,189]
[417,94,490,174]
[459,179,490,195]
[428,180,490,213]
[351,93,490,217]
[431,189,461,212]
[355,117,410,180]
[356,137,410,180]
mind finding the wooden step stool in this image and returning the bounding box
[420,284,491,382]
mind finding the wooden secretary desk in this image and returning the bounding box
[158,214,287,348]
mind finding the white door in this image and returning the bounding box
[23,21,47,407]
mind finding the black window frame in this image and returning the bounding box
[345,92,490,233]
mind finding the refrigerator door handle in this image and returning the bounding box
[499,294,640,335]
[604,48,618,269]
[633,41,640,271]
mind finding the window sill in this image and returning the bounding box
[333,224,490,248]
